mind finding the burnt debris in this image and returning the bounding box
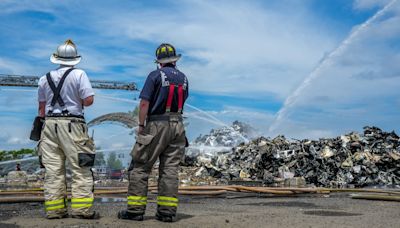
[185,126,400,188]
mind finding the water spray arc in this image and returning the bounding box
[98,95,249,143]
[0,89,242,136]
[97,95,226,127]
[96,94,140,104]
[268,0,398,134]
[185,104,227,127]
[0,88,250,144]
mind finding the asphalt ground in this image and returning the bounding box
[0,193,399,228]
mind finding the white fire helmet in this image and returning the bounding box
[50,39,81,66]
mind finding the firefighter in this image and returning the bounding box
[118,43,189,222]
[37,39,99,219]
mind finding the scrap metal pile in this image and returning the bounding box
[192,120,257,147]
[185,126,400,188]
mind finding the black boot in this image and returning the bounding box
[155,212,175,223]
[71,211,100,220]
[118,210,144,221]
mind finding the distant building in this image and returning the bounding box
[93,166,108,178]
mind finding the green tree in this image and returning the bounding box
[94,152,106,166]
[0,148,35,161]
[107,152,123,170]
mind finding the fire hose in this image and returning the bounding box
[1,186,399,203]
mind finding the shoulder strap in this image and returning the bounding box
[46,68,75,108]
[177,84,183,113]
[160,69,187,113]
[165,84,175,112]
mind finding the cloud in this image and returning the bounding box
[6,136,31,145]
[0,0,340,99]
[92,0,338,98]
[353,0,392,10]
[0,122,35,151]
[0,57,38,75]
[351,70,400,80]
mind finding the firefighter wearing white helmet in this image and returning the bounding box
[37,39,99,219]
[50,40,82,66]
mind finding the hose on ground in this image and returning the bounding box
[151,190,227,195]
[1,186,399,195]
[350,194,400,202]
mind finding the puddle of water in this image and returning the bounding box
[95,197,126,203]
[303,210,362,217]
[238,201,319,209]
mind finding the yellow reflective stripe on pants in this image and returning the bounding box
[46,204,65,211]
[45,198,65,206]
[44,199,66,211]
[71,198,94,203]
[127,196,147,201]
[71,198,93,208]
[157,196,178,202]
[157,201,178,207]
[157,196,178,207]
[127,195,147,206]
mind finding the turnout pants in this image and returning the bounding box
[127,114,186,216]
[37,117,95,217]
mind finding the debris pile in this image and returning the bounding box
[6,171,28,185]
[185,121,257,165]
[186,126,400,187]
[192,120,257,147]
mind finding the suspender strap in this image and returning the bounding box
[166,84,175,112]
[46,68,75,108]
[46,73,62,107]
[178,84,183,113]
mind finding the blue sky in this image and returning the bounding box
[1,0,400,150]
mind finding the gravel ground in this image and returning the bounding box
[0,193,399,228]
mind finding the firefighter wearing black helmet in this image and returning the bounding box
[118,43,189,222]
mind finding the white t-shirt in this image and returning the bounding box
[38,66,95,116]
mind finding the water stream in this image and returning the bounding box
[98,94,250,143]
[1,86,251,156]
[268,0,398,135]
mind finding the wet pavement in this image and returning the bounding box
[0,193,399,228]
